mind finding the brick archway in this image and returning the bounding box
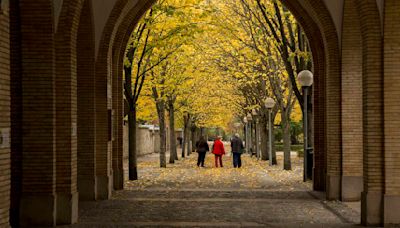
[4,0,400,227]
[99,0,341,200]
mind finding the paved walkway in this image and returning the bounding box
[66,151,360,227]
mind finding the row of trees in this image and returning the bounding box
[204,0,312,170]
[124,0,312,180]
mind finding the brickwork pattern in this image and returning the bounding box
[55,0,83,196]
[341,0,363,178]
[77,0,97,200]
[19,0,56,194]
[0,3,10,227]
[355,0,384,194]
[19,0,57,225]
[9,0,22,226]
[383,0,400,196]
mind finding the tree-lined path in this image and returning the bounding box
[67,151,359,227]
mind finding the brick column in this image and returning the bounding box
[341,0,363,202]
[0,2,10,227]
[54,1,83,224]
[312,59,326,192]
[9,0,22,226]
[383,0,400,225]
[95,55,112,200]
[300,0,342,200]
[112,54,124,190]
[355,0,385,226]
[19,1,57,226]
[77,0,97,201]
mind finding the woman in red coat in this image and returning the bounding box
[212,136,225,167]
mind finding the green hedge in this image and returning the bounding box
[275,143,303,156]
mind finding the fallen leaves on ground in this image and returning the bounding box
[125,150,312,191]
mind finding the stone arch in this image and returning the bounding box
[96,0,341,199]
[383,0,400,225]
[77,0,97,201]
[354,0,384,226]
[280,0,342,199]
[341,0,363,202]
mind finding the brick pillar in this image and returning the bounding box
[383,0,400,225]
[19,1,57,226]
[341,0,363,202]
[0,2,10,227]
[355,0,385,226]
[9,0,22,226]
[112,54,124,190]
[312,60,326,192]
[77,0,97,201]
[54,1,82,224]
[95,55,112,200]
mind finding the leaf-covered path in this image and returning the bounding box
[67,151,360,227]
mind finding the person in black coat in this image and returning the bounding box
[195,136,209,167]
[231,133,244,168]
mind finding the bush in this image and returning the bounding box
[275,143,303,153]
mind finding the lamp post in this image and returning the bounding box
[243,116,248,154]
[252,109,259,159]
[247,113,253,155]
[298,70,313,182]
[264,97,276,166]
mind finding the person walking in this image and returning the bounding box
[212,136,225,167]
[231,133,244,168]
[195,136,209,167]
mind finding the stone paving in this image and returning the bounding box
[66,150,361,228]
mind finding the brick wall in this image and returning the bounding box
[0,2,10,227]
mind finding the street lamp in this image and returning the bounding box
[252,109,259,159]
[243,116,248,154]
[265,97,276,166]
[298,70,313,182]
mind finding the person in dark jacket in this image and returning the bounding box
[231,133,244,168]
[195,136,209,167]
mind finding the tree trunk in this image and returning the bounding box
[168,99,177,163]
[128,105,138,180]
[156,102,167,168]
[187,117,192,156]
[282,112,291,170]
[182,115,187,158]
[191,126,196,152]
[260,114,268,160]
[252,121,257,157]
